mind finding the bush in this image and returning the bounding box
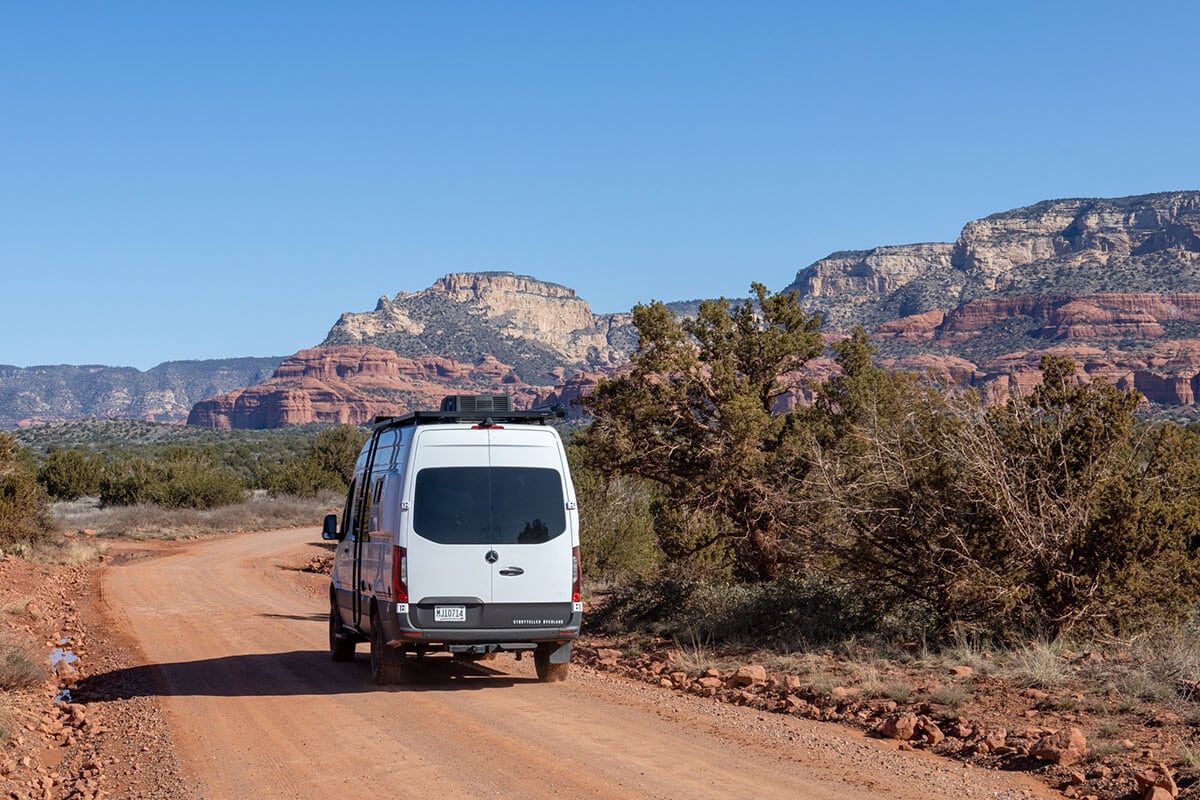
[263,457,344,498]
[0,433,56,551]
[567,444,663,582]
[38,448,103,500]
[153,453,247,509]
[310,425,367,486]
[99,458,159,506]
[264,425,366,498]
[100,449,247,510]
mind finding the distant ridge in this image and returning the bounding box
[0,357,283,427]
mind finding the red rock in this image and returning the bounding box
[1029,727,1087,766]
[916,716,944,746]
[187,345,573,429]
[726,665,768,688]
[880,712,918,741]
[1134,763,1178,799]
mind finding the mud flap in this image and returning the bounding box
[547,642,572,664]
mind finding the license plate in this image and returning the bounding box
[434,605,466,623]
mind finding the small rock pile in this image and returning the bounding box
[577,642,1184,800]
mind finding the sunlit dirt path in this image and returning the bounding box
[100,527,1052,799]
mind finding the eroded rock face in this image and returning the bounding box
[872,294,1200,406]
[956,193,1200,291]
[793,244,956,300]
[323,271,633,378]
[186,346,562,429]
[787,191,1200,326]
[183,193,1200,429]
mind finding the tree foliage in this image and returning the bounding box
[580,284,823,579]
[576,281,1200,640]
[810,354,1200,637]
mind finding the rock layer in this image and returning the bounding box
[185,346,576,429]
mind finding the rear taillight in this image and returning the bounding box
[392,545,409,603]
[571,545,581,603]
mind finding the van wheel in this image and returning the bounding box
[370,609,404,685]
[329,596,356,662]
[534,643,570,683]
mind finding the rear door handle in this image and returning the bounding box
[498,567,525,576]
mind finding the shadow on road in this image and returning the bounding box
[74,650,538,701]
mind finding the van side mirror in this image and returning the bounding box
[321,514,340,540]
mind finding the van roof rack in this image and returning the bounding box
[371,396,566,430]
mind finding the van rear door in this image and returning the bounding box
[485,428,573,607]
[405,429,494,617]
[406,427,572,627]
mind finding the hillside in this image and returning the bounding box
[0,357,283,427]
[321,272,635,381]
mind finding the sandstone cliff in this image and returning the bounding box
[322,272,634,381]
[788,191,1200,327]
[186,346,561,429]
[788,192,1200,409]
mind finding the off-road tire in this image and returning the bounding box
[534,643,570,683]
[369,609,404,685]
[329,595,356,662]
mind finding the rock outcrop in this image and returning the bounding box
[16,193,1200,431]
[789,192,1200,410]
[186,346,569,429]
[789,191,1200,327]
[322,272,633,380]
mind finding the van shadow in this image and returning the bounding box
[73,651,537,701]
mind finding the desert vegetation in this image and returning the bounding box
[0,422,364,543]
[575,283,1200,645]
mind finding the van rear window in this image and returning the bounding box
[413,467,566,545]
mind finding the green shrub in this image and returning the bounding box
[588,570,898,648]
[153,453,247,509]
[263,456,344,498]
[309,425,367,486]
[0,433,56,551]
[99,458,159,506]
[100,449,247,510]
[567,445,663,582]
[263,425,366,498]
[38,448,103,500]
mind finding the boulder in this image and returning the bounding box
[1134,763,1177,799]
[1029,727,1087,766]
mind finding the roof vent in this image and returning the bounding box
[440,394,513,413]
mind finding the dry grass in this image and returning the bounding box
[51,491,342,540]
[1001,639,1072,689]
[925,683,973,709]
[0,637,44,691]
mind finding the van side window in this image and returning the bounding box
[339,478,355,539]
[369,476,385,533]
[350,472,371,542]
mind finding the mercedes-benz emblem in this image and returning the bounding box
[485,550,499,564]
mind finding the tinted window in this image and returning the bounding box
[413,467,566,545]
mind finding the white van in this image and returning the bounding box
[322,395,582,684]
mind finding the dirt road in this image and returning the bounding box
[99,528,1051,800]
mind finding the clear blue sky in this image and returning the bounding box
[3,1,1198,369]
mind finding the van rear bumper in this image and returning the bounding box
[377,599,581,646]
